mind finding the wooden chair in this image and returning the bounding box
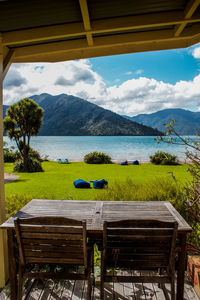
[14,216,93,300]
[101,219,178,300]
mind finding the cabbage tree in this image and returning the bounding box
[4,98,43,171]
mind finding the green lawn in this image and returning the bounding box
[4,161,190,200]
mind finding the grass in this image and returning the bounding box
[4,161,190,201]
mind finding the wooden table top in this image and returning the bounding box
[0,199,192,233]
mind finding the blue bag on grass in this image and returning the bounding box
[74,179,90,188]
[93,179,108,189]
[120,161,128,165]
[132,160,139,165]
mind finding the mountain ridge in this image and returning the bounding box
[124,108,200,135]
[3,93,161,136]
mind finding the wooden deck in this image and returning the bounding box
[0,272,199,300]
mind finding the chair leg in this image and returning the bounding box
[87,274,91,300]
[100,276,104,300]
[17,266,23,300]
[100,256,104,300]
[171,276,176,300]
[87,254,92,300]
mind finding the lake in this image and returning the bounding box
[3,136,188,162]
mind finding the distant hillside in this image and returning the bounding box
[124,108,200,135]
[3,105,9,118]
[24,93,161,136]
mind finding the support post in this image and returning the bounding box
[0,35,8,288]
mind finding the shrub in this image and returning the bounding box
[84,151,112,164]
[14,157,43,173]
[4,151,17,162]
[28,147,42,161]
[150,151,179,165]
[3,141,18,162]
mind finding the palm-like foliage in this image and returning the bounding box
[4,98,43,171]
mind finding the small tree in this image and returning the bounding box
[4,98,43,172]
[157,120,200,224]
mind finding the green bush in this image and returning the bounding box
[28,147,42,161]
[84,151,112,164]
[150,151,179,165]
[4,151,17,162]
[14,157,43,173]
[3,141,18,162]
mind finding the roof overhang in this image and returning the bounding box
[0,0,200,67]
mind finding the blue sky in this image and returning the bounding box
[90,47,200,85]
[3,43,200,116]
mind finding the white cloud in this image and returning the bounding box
[125,71,132,75]
[3,60,200,116]
[192,46,200,59]
[135,69,143,75]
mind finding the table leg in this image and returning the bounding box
[176,234,186,300]
[7,229,17,300]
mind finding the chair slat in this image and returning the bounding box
[24,244,83,252]
[107,228,174,235]
[21,226,83,234]
[26,257,84,264]
[24,250,84,259]
[22,238,83,246]
[106,219,176,228]
[106,261,169,268]
[106,245,170,253]
[16,216,82,226]
[21,232,83,240]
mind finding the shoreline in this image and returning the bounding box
[49,158,188,164]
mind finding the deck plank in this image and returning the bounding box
[140,271,157,300]
[123,271,135,300]
[26,279,46,300]
[1,272,199,300]
[184,275,199,300]
[60,280,75,299]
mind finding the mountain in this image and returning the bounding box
[3,105,9,118]
[24,93,161,136]
[124,108,200,135]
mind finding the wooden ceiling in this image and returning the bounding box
[0,0,200,71]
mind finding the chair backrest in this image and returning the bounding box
[102,219,178,270]
[14,216,87,268]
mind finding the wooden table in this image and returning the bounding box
[0,199,192,300]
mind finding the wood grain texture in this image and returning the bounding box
[0,200,192,233]
[0,200,192,300]
[13,216,92,300]
[101,219,178,299]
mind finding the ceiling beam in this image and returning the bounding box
[79,0,93,46]
[13,37,194,63]
[2,23,85,46]
[174,0,200,37]
[2,11,200,47]
[12,24,200,61]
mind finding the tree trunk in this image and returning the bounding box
[23,136,28,172]
[23,151,28,172]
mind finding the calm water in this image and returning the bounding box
[4,136,188,162]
